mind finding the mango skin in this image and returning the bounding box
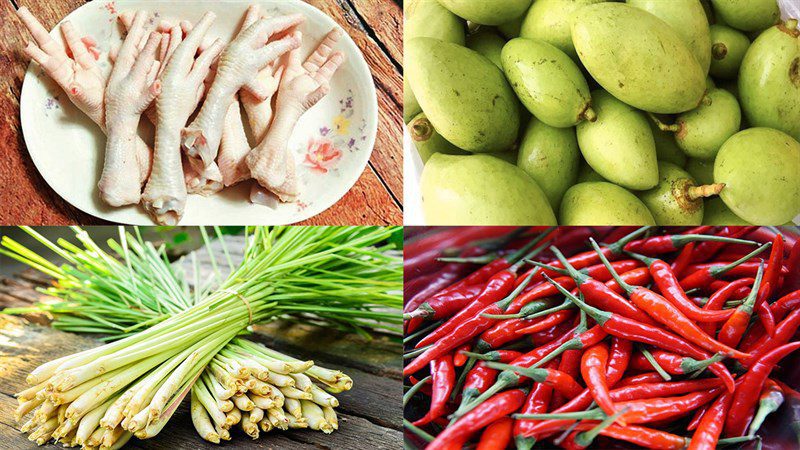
[714,128,800,225]
[421,153,557,225]
[517,118,581,209]
[409,113,468,163]
[520,0,606,60]
[738,23,800,142]
[466,30,506,68]
[703,197,753,225]
[407,37,520,153]
[403,0,465,122]
[571,3,706,113]
[576,90,659,190]
[648,118,688,167]
[637,161,704,225]
[437,0,533,26]
[501,38,593,128]
[709,24,750,80]
[627,0,712,75]
[576,163,606,183]
[498,17,524,39]
[685,158,715,186]
[710,0,780,32]
[560,182,656,225]
[675,87,742,160]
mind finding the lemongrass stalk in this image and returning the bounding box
[235,339,346,387]
[135,375,195,439]
[209,361,238,390]
[267,407,289,430]
[322,406,338,430]
[101,426,126,448]
[76,395,117,445]
[265,371,295,388]
[190,390,220,444]
[20,418,36,433]
[15,396,43,421]
[103,430,132,450]
[241,412,259,439]
[232,394,255,411]
[16,380,49,402]
[224,346,293,374]
[33,400,57,424]
[249,393,275,410]
[141,345,208,425]
[300,400,333,433]
[52,416,76,440]
[192,376,227,427]
[249,407,264,424]
[284,398,302,419]
[271,383,285,408]
[225,407,242,427]
[216,423,231,441]
[49,367,123,405]
[29,416,58,444]
[247,378,275,397]
[122,345,197,419]
[290,373,313,392]
[85,426,106,446]
[203,371,234,400]
[310,384,339,408]
[259,417,274,432]
[59,426,77,445]
[286,415,308,429]
[219,399,234,413]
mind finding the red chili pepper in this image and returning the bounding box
[611,379,725,402]
[687,402,710,431]
[405,246,485,309]
[688,390,732,450]
[699,278,754,335]
[486,362,584,399]
[708,279,752,298]
[679,243,771,291]
[625,251,735,323]
[743,309,800,367]
[746,379,785,436]
[413,355,455,426]
[547,275,736,392]
[624,233,756,255]
[605,337,632,387]
[569,423,688,450]
[718,263,764,348]
[515,309,574,335]
[745,227,798,248]
[474,298,560,351]
[604,267,652,294]
[692,226,758,262]
[426,388,528,450]
[476,417,513,450]
[551,348,583,410]
[405,284,484,321]
[780,238,800,296]
[581,342,620,421]
[770,289,800,321]
[514,380,554,450]
[453,343,470,367]
[725,342,800,437]
[616,372,664,387]
[404,226,515,261]
[684,261,781,279]
[754,233,785,336]
[629,350,725,375]
[671,241,695,278]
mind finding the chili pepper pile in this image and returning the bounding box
[404,226,800,450]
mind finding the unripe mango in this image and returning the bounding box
[466,30,506,68]
[520,0,606,60]
[407,37,520,153]
[517,118,581,209]
[637,161,723,225]
[437,0,533,26]
[627,0,712,75]
[576,90,658,190]
[714,128,800,224]
[404,0,465,122]
[685,158,715,185]
[648,117,688,167]
[673,87,742,160]
[738,22,800,142]
[710,0,780,32]
[502,38,594,128]
[709,24,750,80]
[703,198,753,225]
[409,113,468,163]
[560,182,656,225]
[571,3,706,113]
[421,153,557,225]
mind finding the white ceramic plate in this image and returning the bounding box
[20,0,377,225]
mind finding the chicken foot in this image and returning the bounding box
[141,11,223,225]
[247,28,345,202]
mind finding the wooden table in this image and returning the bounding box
[0,0,402,225]
[0,236,403,449]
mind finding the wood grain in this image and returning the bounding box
[0,235,402,449]
[0,0,402,226]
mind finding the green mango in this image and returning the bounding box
[576,163,607,183]
[627,0,712,75]
[404,0,466,123]
[437,0,533,26]
[466,29,506,68]
[738,22,800,142]
[714,128,800,224]
[710,0,780,32]
[705,77,716,90]
[685,158,715,185]
[407,37,520,153]
[648,117,688,167]
[408,113,468,163]
[520,0,606,60]
[501,38,594,128]
[637,161,723,225]
[517,118,581,208]
[674,87,741,160]
[421,153,557,225]
[498,17,524,39]
[560,182,657,225]
[571,3,706,113]
[708,24,750,79]
[491,149,520,165]
[703,197,753,225]
[576,90,659,190]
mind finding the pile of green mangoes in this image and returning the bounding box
[405,0,800,226]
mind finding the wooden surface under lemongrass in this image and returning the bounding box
[0,231,402,449]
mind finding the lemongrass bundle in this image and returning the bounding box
[8,226,401,447]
